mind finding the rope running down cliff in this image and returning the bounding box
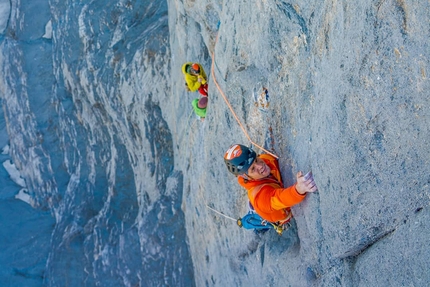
[210,34,278,159]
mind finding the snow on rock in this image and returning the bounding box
[2,159,26,187]
[42,20,52,39]
[15,188,33,205]
[1,144,9,155]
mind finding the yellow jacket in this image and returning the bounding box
[182,62,207,92]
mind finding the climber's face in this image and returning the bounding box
[246,157,270,180]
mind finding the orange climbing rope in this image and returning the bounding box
[210,35,279,159]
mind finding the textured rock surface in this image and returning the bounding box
[0,0,428,286]
[167,0,430,286]
[0,0,195,286]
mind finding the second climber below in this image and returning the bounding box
[191,96,208,121]
[182,62,208,97]
[224,144,317,226]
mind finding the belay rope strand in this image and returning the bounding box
[210,34,279,159]
[205,204,237,222]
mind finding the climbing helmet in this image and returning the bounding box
[224,144,256,176]
[191,63,200,73]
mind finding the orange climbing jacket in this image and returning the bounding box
[237,154,306,223]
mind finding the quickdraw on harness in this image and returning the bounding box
[271,223,285,235]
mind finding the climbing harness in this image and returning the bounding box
[206,204,288,235]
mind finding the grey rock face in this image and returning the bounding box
[167,0,430,286]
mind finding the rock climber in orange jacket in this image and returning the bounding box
[224,144,317,224]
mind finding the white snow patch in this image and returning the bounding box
[2,159,26,187]
[0,0,11,34]
[42,20,52,39]
[15,188,32,205]
[1,144,9,154]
